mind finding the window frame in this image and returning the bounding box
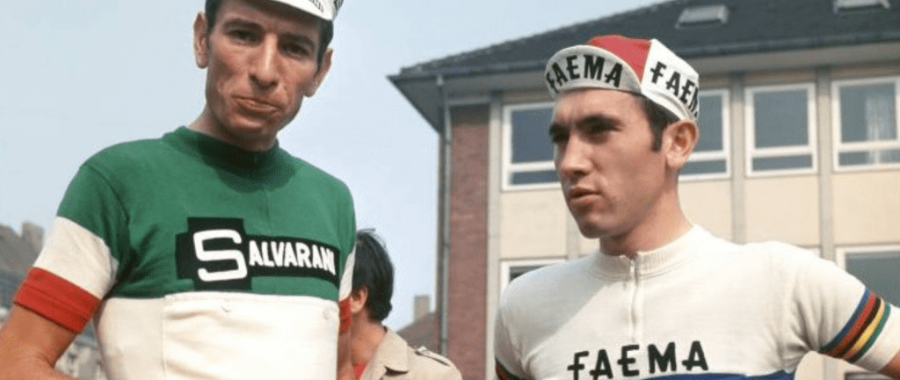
[831,76,900,172]
[499,258,564,294]
[744,83,818,177]
[835,245,900,306]
[682,89,731,181]
[501,102,558,191]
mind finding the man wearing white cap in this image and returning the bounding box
[0,1,356,379]
[494,35,900,380]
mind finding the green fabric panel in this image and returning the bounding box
[57,127,355,300]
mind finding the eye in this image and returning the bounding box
[281,42,312,58]
[228,29,258,44]
[549,126,569,145]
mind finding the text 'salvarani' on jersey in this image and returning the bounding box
[176,217,340,290]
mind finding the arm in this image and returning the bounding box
[881,350,900,379]
[0,305,79,380]
[337,327,353,380]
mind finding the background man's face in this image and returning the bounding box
[551,89,669,239]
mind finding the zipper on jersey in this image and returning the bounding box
[628,257,643,343]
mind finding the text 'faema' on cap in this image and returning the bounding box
[272,0,344,21]
[544,35,699,122]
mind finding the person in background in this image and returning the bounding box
[0,1,356,379]
[494,34,900,380]
[350,229,462,380]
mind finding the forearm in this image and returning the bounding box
[0,306,80,380]
[881,350,900,380]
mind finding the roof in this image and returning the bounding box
[389,0,900,131]
[396,311,438,351]
[0,223,40,277]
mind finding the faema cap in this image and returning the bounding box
[273,0,344,21]
[544,35,699,121]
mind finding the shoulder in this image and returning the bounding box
[407,346,463,380]
[500,256,590,306]
[83,136,169,174]
[281,152,353,199]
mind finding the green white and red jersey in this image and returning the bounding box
[15,127,356,380]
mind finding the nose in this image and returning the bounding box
[250,35,280,90]
[555,134,591,182]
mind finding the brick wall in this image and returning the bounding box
[446,104,490,380]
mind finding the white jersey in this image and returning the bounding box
[494,226,900,380]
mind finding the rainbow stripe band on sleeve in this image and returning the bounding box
[821,289,891,363]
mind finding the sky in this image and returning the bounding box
[0,0,661,329]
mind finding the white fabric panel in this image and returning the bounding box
[96,292,340,380]
[33,217,119,299]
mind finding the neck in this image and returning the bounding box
[600,189,691,258]
[188,107,277,152]
[350,317,387,366]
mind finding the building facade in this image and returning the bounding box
[390,1,900,379]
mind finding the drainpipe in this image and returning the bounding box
[435,74,452,355]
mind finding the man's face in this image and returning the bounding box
[193,0,331,151]
[550,89,670,239]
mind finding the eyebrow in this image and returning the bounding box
[575,114,618,130]
[221,18,262,31]
[220,17,317,48]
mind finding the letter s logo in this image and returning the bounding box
[193,229,248,281]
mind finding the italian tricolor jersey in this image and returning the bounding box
[15,127,356,380]
[494,227,900,380]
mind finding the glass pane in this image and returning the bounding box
[846,251,900,306]
[682,160,727,176]
[839,149,900,166]
[511,169,558,185]
[696,94,724,152]
[840,82,896,143]
[754,90,809,148]
[509,264,548,283]
[752,154,813,171]
[511,107,554,163]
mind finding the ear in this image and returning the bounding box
[349,286,368,315]
[663,119,699,170]
[304,48,334,97]
[192,12,210,69]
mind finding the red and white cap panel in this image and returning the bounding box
[544,35,699,122]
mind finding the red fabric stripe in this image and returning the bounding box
[587,35,652,81]
[12,267,100,333]
[339,298,352,333]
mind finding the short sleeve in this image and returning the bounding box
[14,163,122,332]
[494,294,528,380]
[788,247,900,371]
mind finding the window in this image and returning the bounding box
[832,77,900,171]
[745,84,817,176]
[503,103,557,190]
[833,0,890,13]
[837,246,900,307]
[683,90,730,179]
[500,258,563,293]
[676,4,729,28]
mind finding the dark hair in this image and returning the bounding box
[204,0,334,65]
[352,229,394,322]
[638,95,681,151]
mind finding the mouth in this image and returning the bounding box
[234,96,280,115]
[566,186,601,208]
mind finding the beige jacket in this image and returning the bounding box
[359,329,462,380]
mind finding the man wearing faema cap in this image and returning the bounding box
[494,35,900,380]
[0,0,357,379]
